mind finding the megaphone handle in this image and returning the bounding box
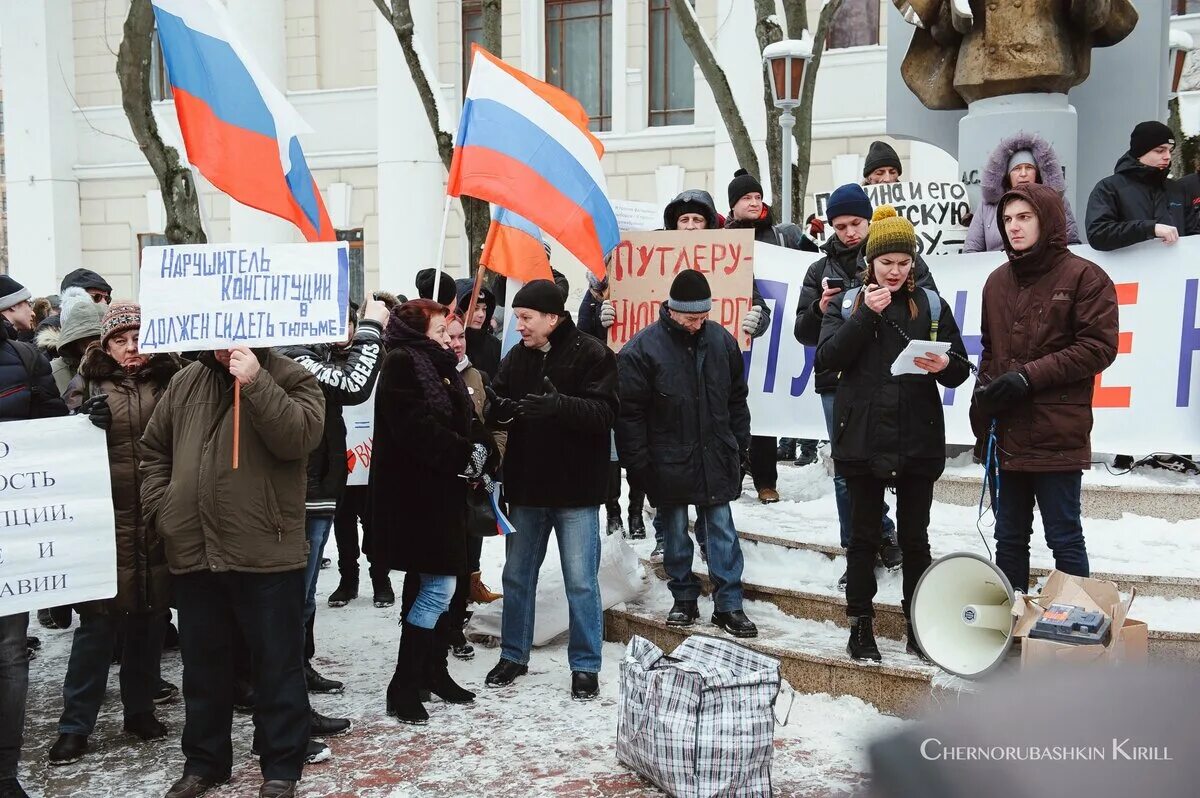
[772,683,796,727]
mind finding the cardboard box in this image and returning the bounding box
[1011,570,1149,667]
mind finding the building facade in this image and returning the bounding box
[0,1,1190,303]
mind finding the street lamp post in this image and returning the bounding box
[763,35,814,226]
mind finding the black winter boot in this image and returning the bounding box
[425,615,476,704]
[605,501,624,536]
[879,532,903,571]
[901,600,931,663]
[847,616,882,662]
[627,512,647,540]
[328,574,359,607]
[373,572,396,608]
[387,623,433,725]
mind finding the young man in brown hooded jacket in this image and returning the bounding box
[971,183,1119,594]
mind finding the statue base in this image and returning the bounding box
[958,93,1079,216]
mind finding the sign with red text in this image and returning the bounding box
[0,418,117,616]
[745,237,1199,455]
[607,230,756,352]
[344,389,375,487]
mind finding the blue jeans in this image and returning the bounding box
[822,391,896,548]
[653,509,708,547]
[303,513,335,624]
[406,574,457,629]
[659,504,744,612]
[994,470,1088,593]
[0,612,28,779]
[501,506,603,673]
[59,612,166,735]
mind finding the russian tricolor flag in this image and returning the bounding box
[449,46,619,279]
[150,0,334,242]
[480,207,553,284]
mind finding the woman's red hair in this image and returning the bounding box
[395,298,448,334]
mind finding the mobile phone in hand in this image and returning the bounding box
[826,277,845,290]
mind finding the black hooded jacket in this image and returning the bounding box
[1085,152,1200,251]
[794,236,938,394]
[277,319,383,512]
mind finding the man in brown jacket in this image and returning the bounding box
[971,183,1119,593]
[140,345,324,798]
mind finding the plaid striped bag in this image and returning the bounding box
[616,635,782,797]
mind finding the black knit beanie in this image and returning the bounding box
[415,268,458,306]
[727,169,764,208]
[862,140,902,178]
[512,279,565,316]
[1130,121,1174,159]
[667,270,712,313]
[0,275,30,312]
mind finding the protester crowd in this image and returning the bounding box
[6,118,1192,797]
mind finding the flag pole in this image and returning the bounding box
[232,381,241,470]
[464,261,488,329]
[432,196,454,299]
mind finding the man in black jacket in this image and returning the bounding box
[0,300,69,798]
[617,270,757,637]
[278,298,387,705]
[1085,120,1200,251]
[793,186,938,587]
[726,170,807,503]
[484,280,618,701]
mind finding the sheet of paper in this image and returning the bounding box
[890,339,952,376]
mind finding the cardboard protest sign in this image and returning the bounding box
[138,242,350,353]
[0,418,117,616]
[344,389,375,487]
[813,180,970,255]
[607,230,756,353]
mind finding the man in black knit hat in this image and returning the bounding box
[862,140,903,185]
[725,169,806,503]
[617,270,757,637]
[1086,120,1200,251]
[484,280,618,701]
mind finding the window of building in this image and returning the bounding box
[827,0,879,49]
[150,29,173,102]
[338,228,366,305]
[546,0,612,132]
[648,0,695,127]
[463,1,484,88]
[1175,1,1200,15]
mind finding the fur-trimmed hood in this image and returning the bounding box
[78,345,182,391]
[980,131,1067,206]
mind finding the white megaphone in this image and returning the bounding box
[910,552,1017,679]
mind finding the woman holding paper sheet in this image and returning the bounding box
[816,206,970,665]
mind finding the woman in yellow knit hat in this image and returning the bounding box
[815,206,972,663]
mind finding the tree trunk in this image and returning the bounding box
[374,0,496,273]
[117,0,206,245]
[754,0,786,220]
[1169,95,1184,178]
[668,0,759,177]
[792,0,844,218]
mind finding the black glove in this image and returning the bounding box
[977,371,1031,417]
[80,394,111,431]
[517,377,561,421]
[484,384,518,425]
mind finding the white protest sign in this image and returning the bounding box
[745,237,1200,456]
[611,199,661,232]
[813,180,970,255]
[344,389,375,487]
[138,242,350,353]
[0,417,117,616]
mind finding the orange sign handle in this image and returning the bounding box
[233,381,241,470]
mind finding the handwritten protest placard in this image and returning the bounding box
[813,180,970,255]
[138,242,350,353]
[607,230,756,352]
[344,389,375,487]
[0,418,117,617]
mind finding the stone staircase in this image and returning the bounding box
[602,473,1200,717]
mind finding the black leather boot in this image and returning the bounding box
[847,616,882,662]
[387,623,433,725]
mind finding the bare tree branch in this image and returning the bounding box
[481,0,501,54]
[117,0,206,244]
[793,0,844,211]
[668,0,760,177]
[781,0,808,42]
[371,0,393,26]
[754,0,786,218]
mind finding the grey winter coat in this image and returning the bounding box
[965,132,1080,253]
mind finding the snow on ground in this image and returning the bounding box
[17,528,906,798]
[943,450,1200,489]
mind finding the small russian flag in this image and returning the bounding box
[490,482,517,536]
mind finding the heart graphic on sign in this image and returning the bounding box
[346,449,357,472]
